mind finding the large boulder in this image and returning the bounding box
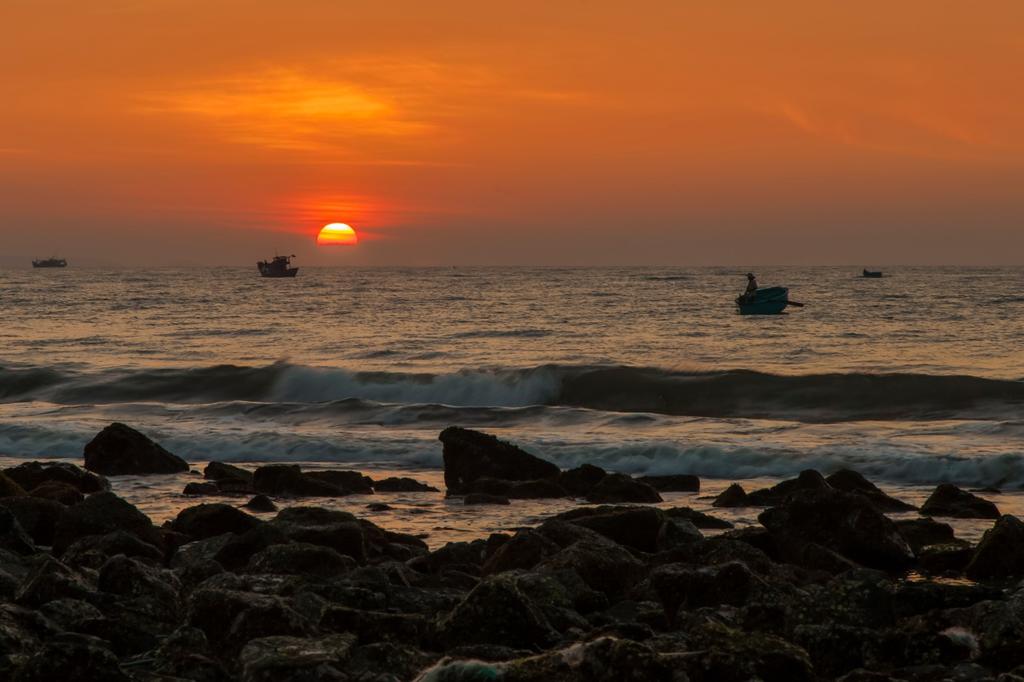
[745,469,831,506]
[557,464,607,496]
[269,507,367,562]
[373,477,438,493]
[893,518,957,553]
[12,632,130,682]
[0,508,36,555]
[713,483,749,507]
[536,539,646,597]
[83,423,188,475]
[584,474,662,504]
[169,504,262,540]
[965,515,1024,580]
[439,427,559,494]
[52,491,162,555]
[238,634,356,682]
[921,484,1000,519]
[28,482,83,506]
[252,465,349,497]
[203,461,253,486]
[3,461,109,494]
[758,489,914,571]
[0,472,26,497]
[551,506,699,553]
[304,470,374,494]
[0,497,66,546]
[246,542,356,578]
[825,469,916,512]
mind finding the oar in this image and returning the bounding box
[787,300,805,307]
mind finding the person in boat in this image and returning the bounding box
[742,272,758,301]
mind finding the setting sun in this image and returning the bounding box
[317,222,358,246]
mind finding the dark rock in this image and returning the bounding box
[12,632,130,682]
[226,600,315,654]
[270,507,367,562]
[922,483,1000,519]
[437,571,559,650]
[746,469,831,506]
[558,464,607,496]
[252,464,349,497]
[97,554,180,615]
[894,518,957,553]
[169,503,262,540]
[0,497,66,546]
[238,634,356,682]
[3,461,109,494]
[373,476,439,492]
[0,472,27,498]
[0,508,36,555]
[83,422,188,475]
[460,477,514,496]
[713,482,748,507]
[53,491,161,554]
[483,530,560,575]
[187,588,302,647]
[917,543,974,575]
[247,542,356,578]
[507,479,570,499]
[685,621,815,682]
[304,470,375,494]
[637,474,701,492]
[965,514,1024,579]
[319,606,428,645]
[365,502,391,511]
[212,523,292,572]
[343,642,435,682]
[61,530,164,569]
[440,426,559,493]
[465,493,510,505]
[826,469,917,512]
[585,473,662,504]
[204,461,253,485]
[652,561,764,624]
[28,481,83,506]
[759,489,914,571]
[555,506,698,553]
[15,556,96,607]
[502,636,677,681]
[148,625,230,682]
[537,539,646,597]
[243,494,277,512]
[664,506,734,529]
[183,482,221,496]
[39,598,104,631]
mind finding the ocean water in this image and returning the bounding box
[3,265,1024,543]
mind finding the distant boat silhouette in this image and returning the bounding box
[32,257,67,268]
[862,269,883,278]
[735,286,804,314]
[257,254,298,278]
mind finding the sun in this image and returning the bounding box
[316,222,358,246]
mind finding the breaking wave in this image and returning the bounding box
[2,362,1023,422]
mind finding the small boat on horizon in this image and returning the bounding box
[862,269,883,278]
[32,257,67,268]
[736,286,804,315]
[257,254,298,278]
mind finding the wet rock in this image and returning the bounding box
[211,524,292,572]
[28,481,83,506]
[712,482,749,507]
[305,470,375,494]
[0,603,58,677]
[238,633,356,682]
[637,474,701,492]
[554,506,698,553]
[183,482,221,496]
[557,464,607,496]
[440,427,560,494]
[499,636,678,682]
[0,508,36,555]
[0,497,65,546]
[0,472,27,497]
[464,493,510,505]
[345,641,436,682]
[270,507,367,562]
[83,422,188,475]
[437,571,560,650]
[97,554,180,616]
[537,539,646,597]
[483,531,560,575]
[204,461,253,486]
[759,489,914,571]
[894,518,957,553]
[252,464,349,497]
[12,632,129,682]
[652,561,764,624]
[965,515,1024,579]
[826,469,917,512]
[3,461,109,494]
[187,588,303,647]
[918,543,974,574]
[53,491,162,555]
[922,483,1000,519]
[61,530,164,570]
[39,598,104,631]
[243,494,277,512]
[685,621,815,682]
[507,479,570,499]
[247,542,356,578]
[664,506,734,529]
[374,476,439,493]
[15,556,97,607]
[585,474,662,504]
[365,502,391,511]
[746,469,831,506]
[319,605,428,645]
[169,503,262,540]
[148,625,230,682]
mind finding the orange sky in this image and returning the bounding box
[2,1,1024,265]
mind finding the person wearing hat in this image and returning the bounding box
[743,272,758,301]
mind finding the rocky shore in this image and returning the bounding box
[2,423,1024,680]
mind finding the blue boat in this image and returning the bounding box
[736,286,791,315]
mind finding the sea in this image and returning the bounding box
[3,265,1024,546]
